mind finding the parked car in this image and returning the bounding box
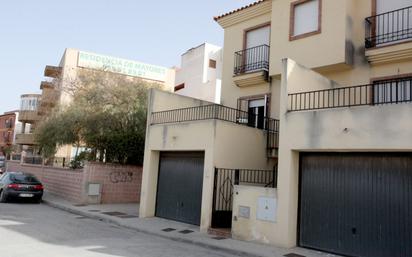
[0,172,43,203]
[0,156,5,174]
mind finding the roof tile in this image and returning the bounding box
[214,0,268,21]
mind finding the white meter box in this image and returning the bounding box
[257,196,277,222]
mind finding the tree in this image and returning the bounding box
[35,69,162,165]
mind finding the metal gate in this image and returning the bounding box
[299,152,412,257]
[211,167,277,228]
[155,152,204,225]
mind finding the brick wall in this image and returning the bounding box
[84,162,142,204]
[6,161,142,204]
[6,161,84,203]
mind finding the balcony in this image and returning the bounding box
[40,80,54,89]
[15,133,36,145]
[288,77,412,112]
[365,6,412,64]
[151,104,279,157]
[44,65,62,78]
[19,110,40,122]
[233,45,269,87]
[40,87,60,107]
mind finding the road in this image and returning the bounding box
[0,202,239,257]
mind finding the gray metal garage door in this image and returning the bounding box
[299,152,412,257]
[155,152,204,225]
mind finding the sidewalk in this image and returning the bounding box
[42,192,339,257]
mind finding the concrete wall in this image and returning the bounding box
[6,161,142,205]
[232,185,277,245]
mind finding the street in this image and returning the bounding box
[0,203,239,257]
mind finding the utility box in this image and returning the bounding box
[86,182,102,204]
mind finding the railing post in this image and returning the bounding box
[234,169,240,185]
[272,166,277,188]
[212,167,218,215]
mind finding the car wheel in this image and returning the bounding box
[34,197,42,204]
[0,190,7,203]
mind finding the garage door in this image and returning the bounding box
[299,152,412,257]
[155,152,204,225]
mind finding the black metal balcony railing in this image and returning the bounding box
[288,77,412,112]
[151,104,280,149]
[234,44,270,75]
[365,6,412,48]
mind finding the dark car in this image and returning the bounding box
[0,172,43,203]
[0,156,5,174]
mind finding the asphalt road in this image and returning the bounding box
[0,202,239,257]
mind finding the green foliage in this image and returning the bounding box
[35,69,161,165]
[69,151,88,169]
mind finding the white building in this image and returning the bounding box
[174,43,222,103]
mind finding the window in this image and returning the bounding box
[376,0,411,14]
[237,94,270,129]
[248,99,266,129]
[209,59,217,69]
[174,83,185,92]
[290,0,321,41]
[245,24,270,49]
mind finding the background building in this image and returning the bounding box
[0,111,22,156]
[174,43,222,103]
[15,94,41,155]
[18,48,176,162]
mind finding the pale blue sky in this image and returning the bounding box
[0,0,252,112]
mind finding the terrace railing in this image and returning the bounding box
[234,44,270,75]
[288,77,412,112]
[365,6,412,48]
[151,104,280,150]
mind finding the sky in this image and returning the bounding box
[0,0,252,113]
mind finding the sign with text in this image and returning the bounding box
[77,51,168,82]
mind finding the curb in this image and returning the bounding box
[42,199,266,257]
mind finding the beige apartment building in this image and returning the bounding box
[140,1,412,257]
[16,48,176,163]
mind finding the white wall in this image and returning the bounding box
[174,43,222,103]
[12,112,22,143]
[232,185,278,245]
